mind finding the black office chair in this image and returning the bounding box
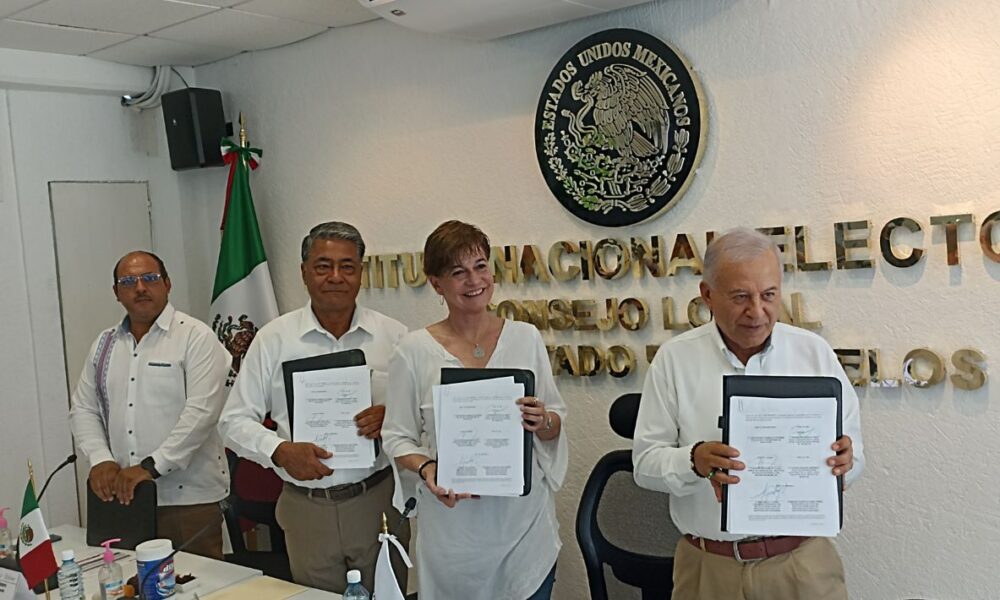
[222,450,293,581]
[576,393,680,600]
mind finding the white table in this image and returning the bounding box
[40,526,340,600]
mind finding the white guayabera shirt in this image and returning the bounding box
[70,303,231,506]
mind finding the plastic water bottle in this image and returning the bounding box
[342,569,370,600]
[57,549,85,600]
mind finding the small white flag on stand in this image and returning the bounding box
[373,513,412,600]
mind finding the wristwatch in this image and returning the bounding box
[139,456,161,479]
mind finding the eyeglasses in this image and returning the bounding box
[116,272,163,287]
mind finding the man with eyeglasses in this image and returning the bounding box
[219,222,410,594]
[69,251,230,558]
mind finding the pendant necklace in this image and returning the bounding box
[453,320,487,359]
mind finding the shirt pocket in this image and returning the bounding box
[143,360,185,412]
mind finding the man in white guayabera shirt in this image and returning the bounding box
[218,222,409,594]
[632,227,865,600]
[70,251,230,559]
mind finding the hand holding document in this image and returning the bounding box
[724,395,841,537]
[433,377,526,497]
[290,365,376,470]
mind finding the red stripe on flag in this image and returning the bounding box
[20,538,58,589]
[221,152,238,231]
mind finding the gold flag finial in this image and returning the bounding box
[381,512,388,535]
[239,112,248,148]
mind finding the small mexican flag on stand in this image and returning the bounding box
[17,480,57,590]
[210,122,278,382]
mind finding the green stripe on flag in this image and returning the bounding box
[22,479,39,514]
[212,155,267,302]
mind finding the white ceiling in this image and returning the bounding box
[0,0,379,67]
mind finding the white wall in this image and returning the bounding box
[189,1,1000,598]
[0,50,193,527]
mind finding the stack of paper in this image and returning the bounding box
[433,377,525,497]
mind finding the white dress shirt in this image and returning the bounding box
[69,303,231,506]
[218,303,406,488]
[632,322,865,542]
[381,321,568,600]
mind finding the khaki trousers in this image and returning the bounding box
[275,473,410,595]
[156,503,224,560]
[672,536,847,600]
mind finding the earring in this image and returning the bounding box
[439,295,444,305]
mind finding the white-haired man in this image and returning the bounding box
[633,227,864,599]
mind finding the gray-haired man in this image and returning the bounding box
[632,227,864,599]
[219,222,409,593]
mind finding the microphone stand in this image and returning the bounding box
[37,454,77,501]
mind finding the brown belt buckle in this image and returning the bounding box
[733,538,764,563]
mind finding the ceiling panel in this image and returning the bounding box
[237,0,377,28]
[89,34,239,66]
[14,0,218,35]
[0,0,378,67]
[153,8,328,51]
[0,19,131,54]
[184,0,244,6]
[0,0,44,19]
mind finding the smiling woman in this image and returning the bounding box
[382,220,569,600]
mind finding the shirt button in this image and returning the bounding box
[128,403,134,407]
[178,485,183,489]
[130,377,135,381]
[128,430,133,435]
[133,353,138,358]
[130,452,135,456]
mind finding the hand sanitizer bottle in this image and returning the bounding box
[98,538,125,600]
[0,508,12,559]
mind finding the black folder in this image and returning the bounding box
[718,375,843,533]
[281,349,379,458]
[440,368,535,496]
[281,349,367,436]
[86,479,158,549]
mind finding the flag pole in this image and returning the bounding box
[28,460,52,600]
[239,112,249,168]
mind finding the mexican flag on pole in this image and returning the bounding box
[210,138,279,384]
[17,480,57,589]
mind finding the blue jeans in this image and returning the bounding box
[526,564,557,600]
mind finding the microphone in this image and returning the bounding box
[138,505,225,600]
[37,454,77,501]
[395,497,416,533]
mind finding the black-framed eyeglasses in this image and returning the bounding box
[116,272,163,287]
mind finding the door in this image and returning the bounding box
[50,181,152,524]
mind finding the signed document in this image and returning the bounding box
[725,395,841,537]
[291,364,376,470]
[434,377,525,497]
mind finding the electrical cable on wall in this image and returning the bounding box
[121,65,187,111]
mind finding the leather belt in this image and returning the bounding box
[685,534,809,562]
[287,467,391,501]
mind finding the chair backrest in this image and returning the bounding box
[223,450,285,554]
[609,393,641,439]
[576,393,680,600]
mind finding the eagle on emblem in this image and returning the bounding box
[566,63,669,160]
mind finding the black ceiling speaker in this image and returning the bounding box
[161,87,226,170]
